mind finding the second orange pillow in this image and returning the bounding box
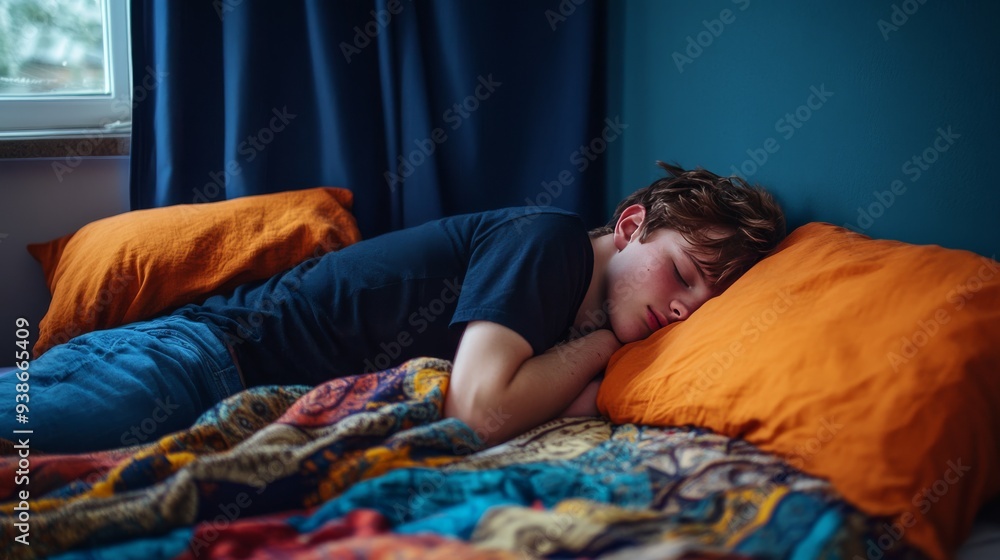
[28,187,362,356]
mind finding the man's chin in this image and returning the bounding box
[612,325,646,345]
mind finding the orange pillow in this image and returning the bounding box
[599,222,1000,560]
[28,187,361,357]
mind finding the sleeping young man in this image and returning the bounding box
[0,163,785,453]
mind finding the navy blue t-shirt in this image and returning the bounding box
[174,208,594,386]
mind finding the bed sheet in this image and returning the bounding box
[0,359,977,558]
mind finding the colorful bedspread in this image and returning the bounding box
[1,357,927,559]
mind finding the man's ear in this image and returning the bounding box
[613,204,646,252]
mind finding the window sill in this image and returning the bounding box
[0,135,130,160]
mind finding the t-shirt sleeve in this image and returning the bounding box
[450,211,593,355]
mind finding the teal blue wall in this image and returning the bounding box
[608,0,999,258]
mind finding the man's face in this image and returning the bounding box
[605,227,718,344]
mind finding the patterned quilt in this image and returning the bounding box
[0,357,927,559]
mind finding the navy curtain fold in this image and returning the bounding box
[129,0,608,237]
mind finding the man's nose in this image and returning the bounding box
[669,300,690,321]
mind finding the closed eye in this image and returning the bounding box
[674,264,690,288]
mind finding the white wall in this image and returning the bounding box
[0,156,130,365]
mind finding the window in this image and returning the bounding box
[0,0,130,137]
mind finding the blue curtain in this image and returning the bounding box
[129,0,608,238]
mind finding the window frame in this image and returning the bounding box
[0,0,132,138]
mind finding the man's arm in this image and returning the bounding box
[443,321,621,447]
[556,377,603,418]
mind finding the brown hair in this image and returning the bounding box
[591,162,786,289]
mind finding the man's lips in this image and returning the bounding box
[646,306,665,332]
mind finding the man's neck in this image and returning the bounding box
[573,234,615,333]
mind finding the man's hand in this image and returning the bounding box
[444,322,621,447]
[557,378,603,418]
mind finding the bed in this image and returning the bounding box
[0,359,949,558]
[2,188,999,559]
[1,358,998,559]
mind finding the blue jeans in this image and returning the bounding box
[0,315,244,453]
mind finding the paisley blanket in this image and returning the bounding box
[0,357,927,559]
